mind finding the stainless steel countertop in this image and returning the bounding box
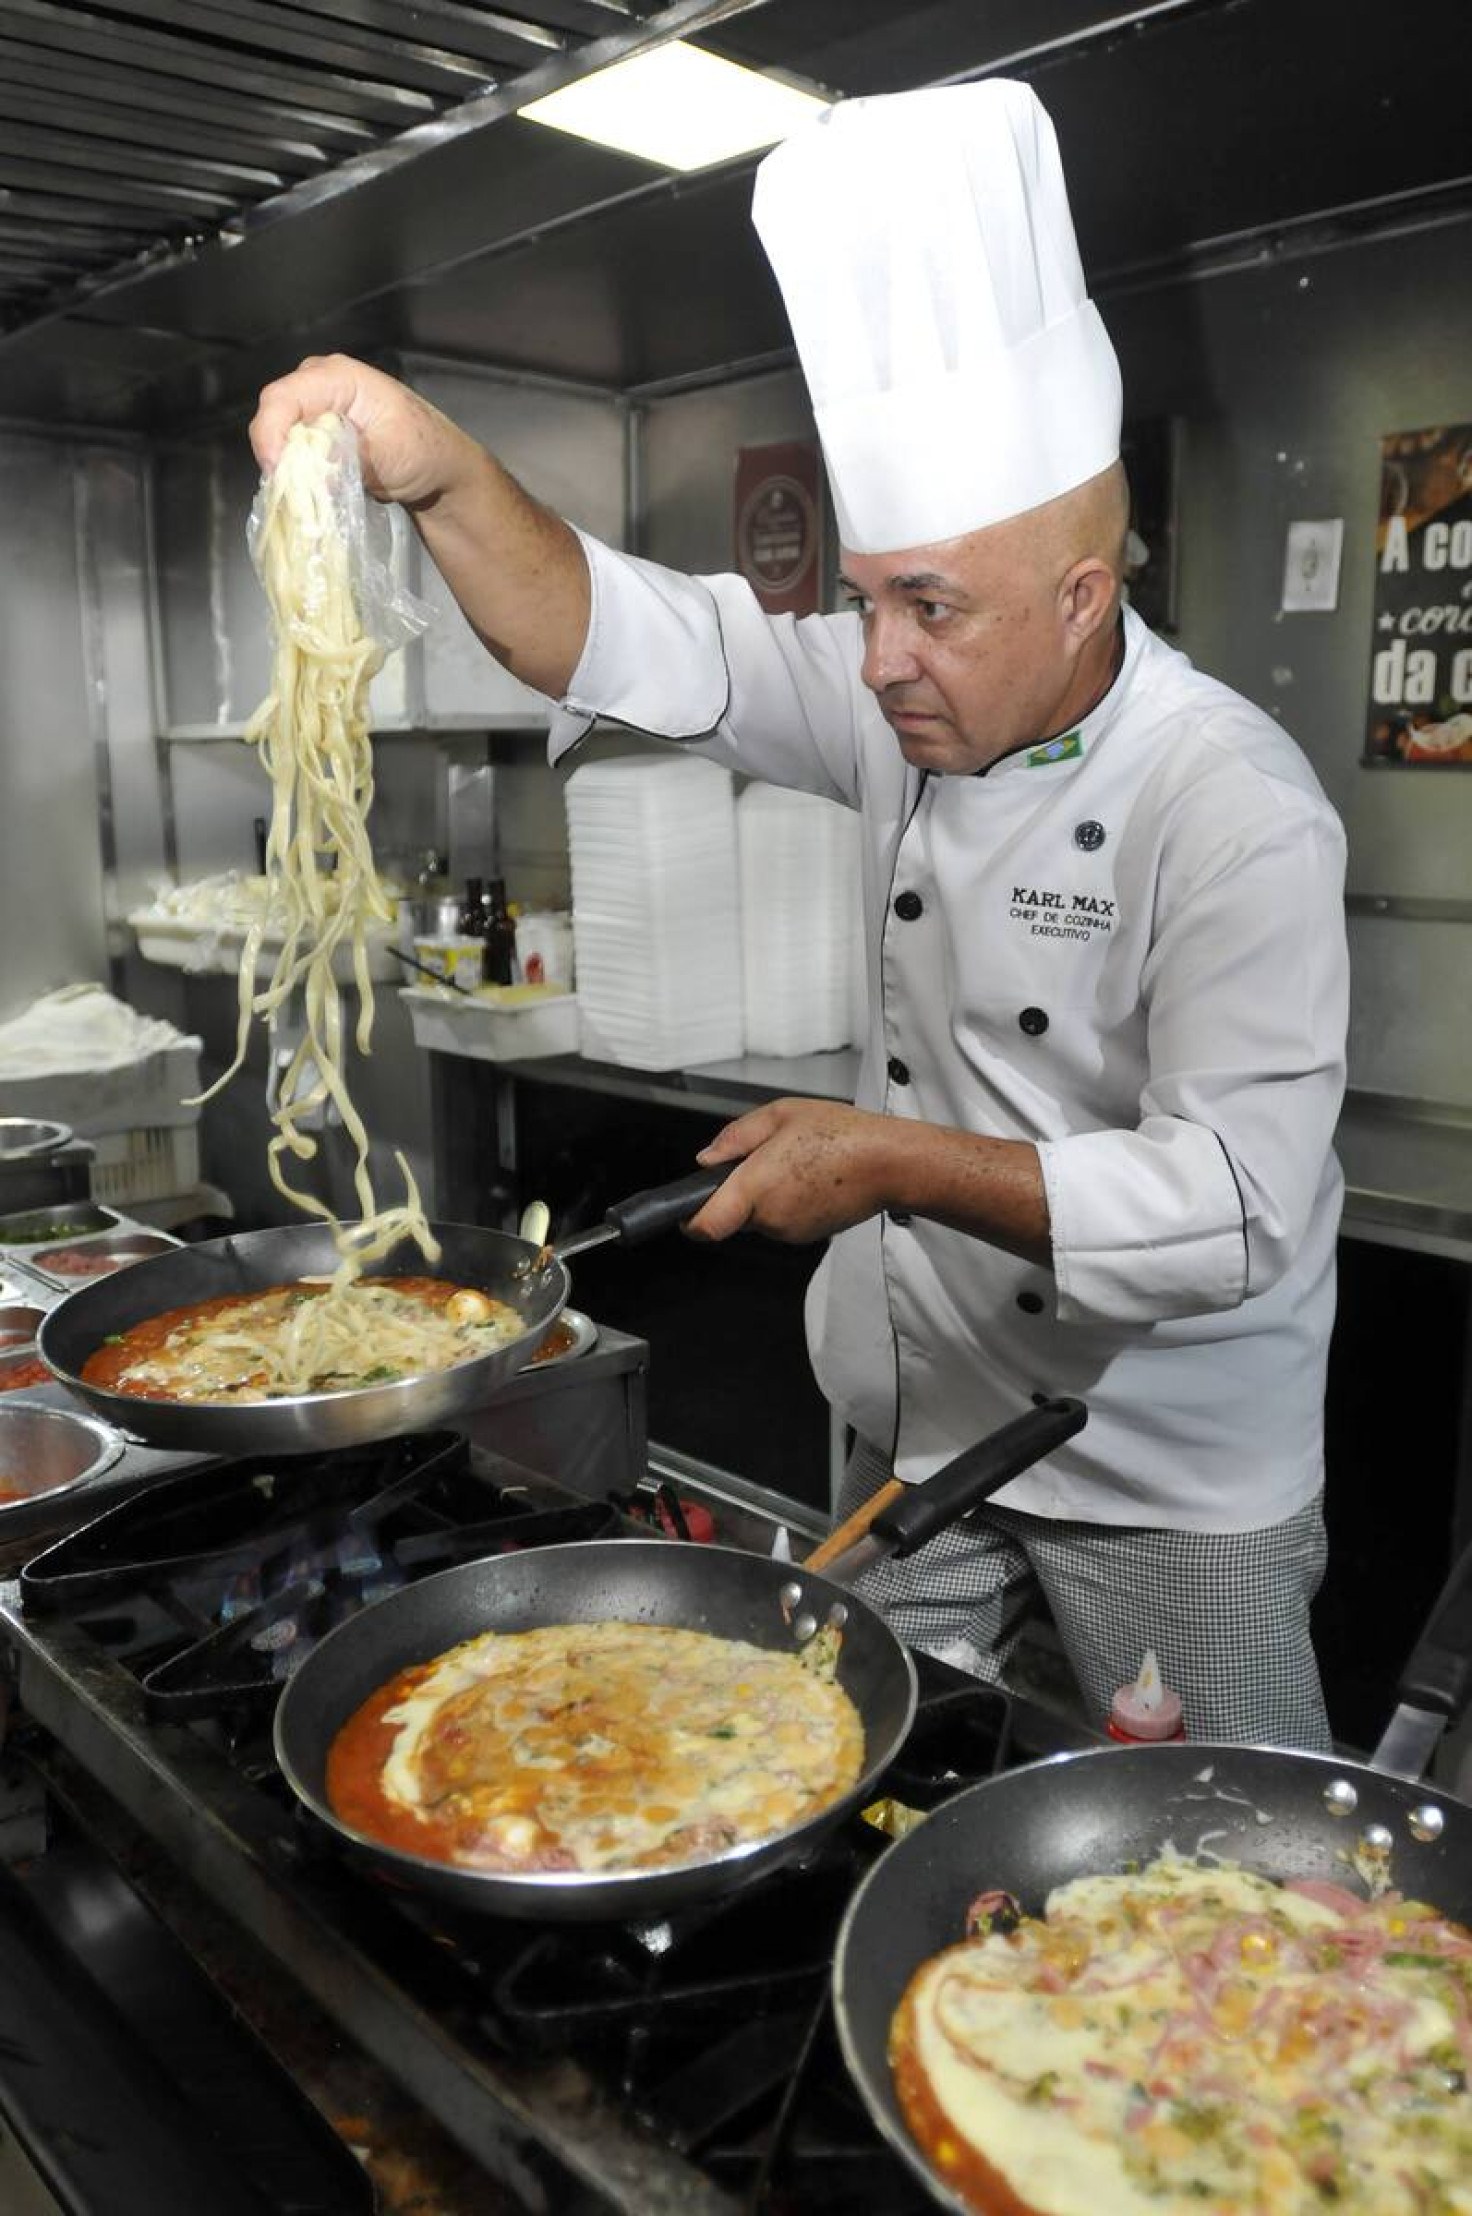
[1332,1093,1472,1262]
[497,1051,1472,1266]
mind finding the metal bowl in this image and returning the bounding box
[0,1346,55,1396]
[29,1230,179,1284]
[0,1302,46,1350]
[0,1116,73,1162]
[0,1199,122,1247]
[525,1307,597,1366]
[0,1402,124,1512]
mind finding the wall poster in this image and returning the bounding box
[734,439,823,618]
[1365,423,1472,766]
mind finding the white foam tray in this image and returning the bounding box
[402,985,579,1063]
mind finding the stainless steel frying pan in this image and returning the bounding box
[37,1171,725,1456]
[273,1397,1088,1920]
[833,1540,1472,2212]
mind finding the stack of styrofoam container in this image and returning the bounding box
[737,784,862,1056]
[564,754,744,1070]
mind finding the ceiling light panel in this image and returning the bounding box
[519,41,831,172]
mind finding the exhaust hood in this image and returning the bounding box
[0,0,1468,435]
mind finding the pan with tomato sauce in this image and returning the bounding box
[326,1620,866,1877]
[0,1355,52,1394]
[81,1275,528,1405]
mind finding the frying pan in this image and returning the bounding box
[273,1396,1088,1921]
[833,1537,1472,2214]
[36,1170,726,1456]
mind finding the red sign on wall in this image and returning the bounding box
[734,440,823,617]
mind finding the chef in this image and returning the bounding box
[252,79,1349,1749]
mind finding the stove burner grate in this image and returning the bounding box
[19,1430,620,1715]
[8,1432,1029,2213]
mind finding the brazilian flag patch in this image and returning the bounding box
[1025,731,1083,768]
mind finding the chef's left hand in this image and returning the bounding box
[688,1098,902,1244]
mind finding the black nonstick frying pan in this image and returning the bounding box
[833,1538,1472,2213]
[37,1171,726,1455]
[273,1396,1088,1921]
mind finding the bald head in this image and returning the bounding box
[987,459,1131,611]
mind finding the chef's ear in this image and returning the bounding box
[1057,555,1117,649]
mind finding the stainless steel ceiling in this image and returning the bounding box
[1,0,1468,432]
[0,0,663,319]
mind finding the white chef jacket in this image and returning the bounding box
[547,535,1349,1532]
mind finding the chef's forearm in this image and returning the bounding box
[694,1098,1053,1263]
[885,1122,1052,1268]
[411,442,591,701]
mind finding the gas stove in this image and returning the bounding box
[0,1426,1094,2216]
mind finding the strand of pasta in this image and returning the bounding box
[123,1288,521,1399]
[194,416,440,1298]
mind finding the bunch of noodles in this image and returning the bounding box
[198,414,439,1314]
[109,1283,524,1403]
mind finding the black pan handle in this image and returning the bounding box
[874,1397,1088,1558]
[1394,1538,1472,1719]
[603,1166,734,1247]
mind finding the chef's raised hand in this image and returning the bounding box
[250,353,478,510]
[692,1097,1053,1267]
[249,354,591,702]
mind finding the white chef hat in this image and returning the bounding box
[751,79,1123,554]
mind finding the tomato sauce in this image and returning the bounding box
[529,1318,576,1363]
[0,1356,51,1393]
[36,1245,131,1277]
[326,1664,443,1859]
[81,1276,500,1400]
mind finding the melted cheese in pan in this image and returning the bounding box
[81,1276,523,1403]
[892,1855,1472,2216]
[326,1620,866,1875]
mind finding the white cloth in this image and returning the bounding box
[751,80,1122,549]
[548,540,1349,1533]
[0,985,197,1076]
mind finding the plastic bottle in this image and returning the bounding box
[1106,1647,1185,1743]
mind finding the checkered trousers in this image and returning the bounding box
[837,1437,1333,1752]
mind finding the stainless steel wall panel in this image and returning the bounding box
[406,360,628,725]
[1102,220,1472,919]
[165,739,272,882]
[640,363,815,580]
[151,437,268,732]
[81,450,180,966]
[1346,916,1471,1108]
[0,435,109,1022]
